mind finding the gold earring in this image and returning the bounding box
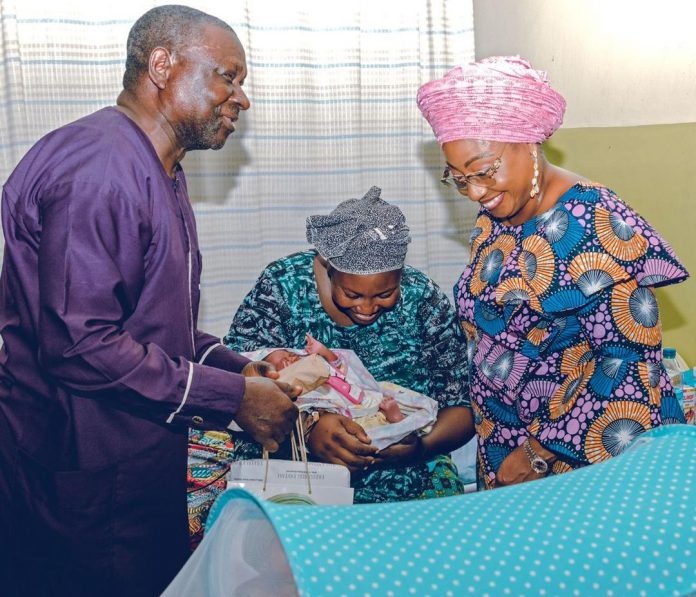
[530,148,540,201]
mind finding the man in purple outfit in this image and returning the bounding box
[0,5,299,596]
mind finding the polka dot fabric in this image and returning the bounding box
[203,425,695,596]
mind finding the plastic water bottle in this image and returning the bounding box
[662,347,687,387]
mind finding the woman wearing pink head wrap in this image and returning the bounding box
[418,56,688,490]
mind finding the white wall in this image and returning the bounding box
[473,0,696,128]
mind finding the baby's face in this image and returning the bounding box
[264,349,301,371]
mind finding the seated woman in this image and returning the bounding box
[214,186,474,506]
[416,56,688,489]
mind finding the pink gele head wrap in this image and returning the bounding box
[416,56,566,145]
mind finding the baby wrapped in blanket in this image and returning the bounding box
[247,334,438,450]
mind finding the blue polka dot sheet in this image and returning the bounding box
[163,424,695,596]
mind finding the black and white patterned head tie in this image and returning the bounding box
[306,186,412,275]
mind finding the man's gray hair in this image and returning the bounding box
[122,4,234,91]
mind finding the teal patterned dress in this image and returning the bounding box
[225,249,471,503]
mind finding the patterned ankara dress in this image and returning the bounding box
[456,182,688,490]
[224,249,471,503]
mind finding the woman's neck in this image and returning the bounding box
[312,254,355,327]
[503,163,585,226]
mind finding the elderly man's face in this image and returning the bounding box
[167,24,250,151]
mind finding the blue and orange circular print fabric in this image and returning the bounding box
[456,182,688,489]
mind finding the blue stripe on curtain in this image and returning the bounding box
[0,0,477,337]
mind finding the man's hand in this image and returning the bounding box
[372,433,423,467]
[241,360,278,379]
[241,360,303,397]
[307,413,378,473]
[234,377,300,453]
[495,437,556,487]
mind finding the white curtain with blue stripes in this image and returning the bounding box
[0,0,476,337]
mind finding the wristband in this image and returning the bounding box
[301,410,321,443]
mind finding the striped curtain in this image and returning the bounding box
[0,0,476,337]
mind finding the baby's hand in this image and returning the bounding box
[305,333,338,363]
[305,333,340,363]
[305,333,323,355]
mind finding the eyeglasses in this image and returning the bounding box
[440,144,508,192]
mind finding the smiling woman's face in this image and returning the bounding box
[329,268,402,326]
[442,139,540,225]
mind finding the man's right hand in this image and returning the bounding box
[307,412,377,473]
[234,377,300,453]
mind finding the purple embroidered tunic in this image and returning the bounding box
[0,107,250,595]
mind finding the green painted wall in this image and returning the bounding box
[544,123,696,365]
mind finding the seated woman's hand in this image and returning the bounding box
[372,433,424,467]
[307,413,377,473]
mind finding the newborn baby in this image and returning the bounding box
[263,334,403,422]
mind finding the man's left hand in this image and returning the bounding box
[241,360,279,379]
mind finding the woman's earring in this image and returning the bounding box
[530,148,540,201]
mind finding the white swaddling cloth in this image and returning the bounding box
[243,348,438,450]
